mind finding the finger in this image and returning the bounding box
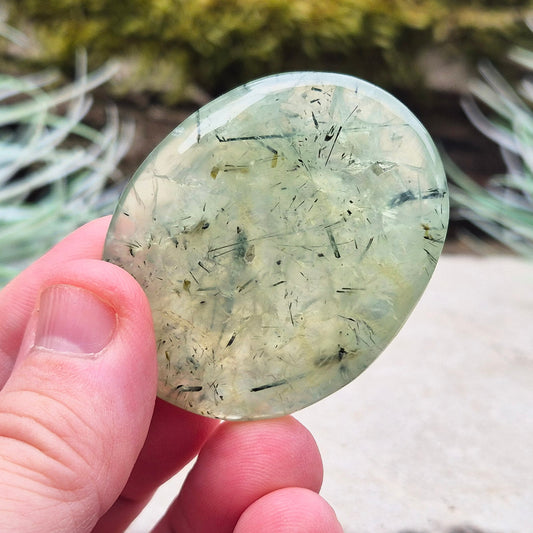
[153,416,323,533]
[0,259,157,532]
[0,216,111,385]
[234,487,343,533]
[93,399,219,532]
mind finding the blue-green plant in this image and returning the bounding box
[447,40,533,256]
[0,35,133,286]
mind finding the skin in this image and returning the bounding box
[0,217,343,532]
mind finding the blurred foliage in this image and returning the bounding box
[3,0,533,103]
[447,40,533,256]
[0,48,132,285]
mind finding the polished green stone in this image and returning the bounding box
[103,72,449,420]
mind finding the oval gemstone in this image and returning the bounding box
[104,72,449,420]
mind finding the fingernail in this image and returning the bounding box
[35,284,117,355]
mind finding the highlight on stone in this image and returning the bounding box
[103,72,449,420]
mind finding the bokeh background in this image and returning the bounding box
[1,0,533,279]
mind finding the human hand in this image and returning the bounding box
[0,216,342,532]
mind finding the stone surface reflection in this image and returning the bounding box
[104,72,449,420]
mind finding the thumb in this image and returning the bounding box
[0,259,157,533]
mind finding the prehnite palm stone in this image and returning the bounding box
[104,72,448,420]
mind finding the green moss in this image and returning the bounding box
[5,0,533,102]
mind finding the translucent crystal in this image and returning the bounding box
[103,72,449,420]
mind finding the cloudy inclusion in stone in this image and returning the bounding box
[104,72,449,420]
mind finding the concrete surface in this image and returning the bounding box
[127,254,532,533]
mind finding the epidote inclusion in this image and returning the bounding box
[104,72,449,420]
